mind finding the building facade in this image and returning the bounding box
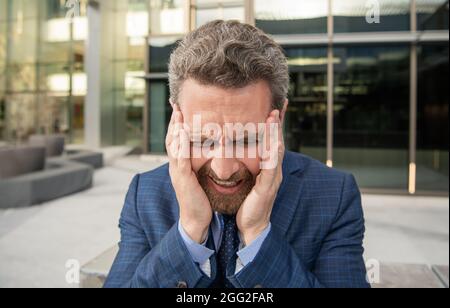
[0,0,448,194]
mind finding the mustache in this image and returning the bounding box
[197,162,253,183]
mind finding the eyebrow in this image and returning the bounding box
[190,134,217,143]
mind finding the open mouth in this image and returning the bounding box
[208,176,244,194]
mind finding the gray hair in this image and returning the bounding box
[168,20,289,110]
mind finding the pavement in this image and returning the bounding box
[0,152,448,287]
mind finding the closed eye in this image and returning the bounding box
[190,139,217,149]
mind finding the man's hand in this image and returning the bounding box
[166,104,212,243]
[236,110,285,245]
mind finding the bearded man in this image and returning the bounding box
[105,20,369,289]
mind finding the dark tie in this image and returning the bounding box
[217,215,240,288]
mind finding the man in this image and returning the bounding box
[105,20,369,288]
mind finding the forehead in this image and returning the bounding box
[178,79,272,125]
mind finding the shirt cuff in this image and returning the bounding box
[178,220,214,266]
[237,223,271,267]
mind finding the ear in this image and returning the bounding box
[280,99,289,124]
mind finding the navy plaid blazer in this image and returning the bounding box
[104,151,370,288]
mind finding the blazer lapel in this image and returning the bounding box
[271,151,306,236]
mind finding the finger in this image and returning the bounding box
[170,111,183,143]
[274,110,285,167]
[178,128,191,173]
[266,111,279,162]
[275,111,285,184]
[266,110,283,160]
[167,104,181,138]
[173,105,191,146]
[167,104,186,168]
[168,114,182,159]
[260,113,274,161]
[168,106,185,162]
[168,130,180,163]
[259,113,278,182]
[166,109,177,146]
[172,108,184,134]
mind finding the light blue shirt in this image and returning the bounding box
[178,213,271,276]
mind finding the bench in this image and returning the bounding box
[0,158,93,209]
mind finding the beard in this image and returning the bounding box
[196,162,255,216]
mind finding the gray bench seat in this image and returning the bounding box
[0,158,93,209]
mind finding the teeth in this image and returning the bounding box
[212,178,239,187]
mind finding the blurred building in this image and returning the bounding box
[0,0,448,195]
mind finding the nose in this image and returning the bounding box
[210,157,240,180]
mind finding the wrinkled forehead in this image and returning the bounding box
[178,79,272,129]
[182,109,268,126]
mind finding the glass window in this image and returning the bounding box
[0,65,5,92]
[39,63,71,94]
[42,0,87,19]
[71,95,85,144]
[126,0,148,57]
[0,22,5,90]
[8,63,36,92]
[284,46,328,163]
[8,18,38,64]
[96,1,148,148]
[333,0,410,33]
[0,0,90,145]
[148,81,171,153]
[255,0,328,35]
[417,0,449,30]
[149,0,186,35]
[127,0,149,38]
[39,41,71,64]
[125,60,146,94]
[124,60,145,147]
[45,0,69,19]
[124,90,145,147]
[36,94,70,136]
[9,0,39,21]
[4,93,37,142]
[333,45,410,190]
[0,0,7,22]
[149,37,179,72]
[0,93,5,140]
[195,0,245,28]
[417,43,449,192]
